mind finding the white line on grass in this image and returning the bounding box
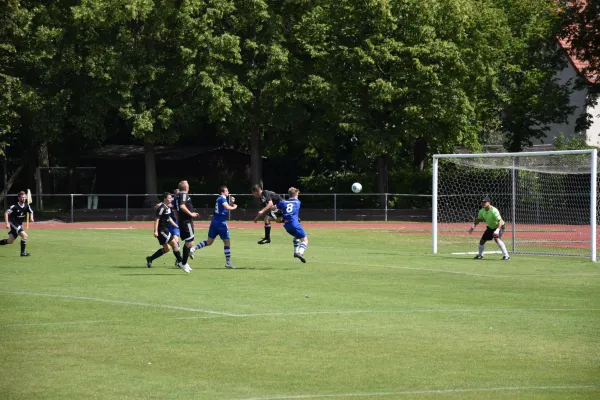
[2,291,597,320]
[233,385,598,400]
[0,291,237,316]
[233,308,600,318]
[2,315,222,327]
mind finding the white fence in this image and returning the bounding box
[2,193,432,223]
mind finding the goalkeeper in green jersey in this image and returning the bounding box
[468,197,510,260]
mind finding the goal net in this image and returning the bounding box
[432,150,598,260]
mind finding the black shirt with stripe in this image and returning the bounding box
[155,203,172,231]
[7,202,34,226]
[260,190,282,207]
[175,192,194,221]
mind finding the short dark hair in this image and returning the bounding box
[18,191,26,196]
[251,184,262,193]
[163,192,171,199]
[218,185,228,194]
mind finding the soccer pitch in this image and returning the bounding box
[1,225,599,399]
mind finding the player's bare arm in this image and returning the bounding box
[153,217,160,238]
[179,204,198,218]
[224,197,237,211]
[4,211,9,229]
[493,219,504,237]
[169,218,178,228]
[254,200,273,222]
[468,217,483,234]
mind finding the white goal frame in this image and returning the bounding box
[432,149,598,261]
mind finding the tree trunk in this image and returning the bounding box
[36,142,50,210]
[0,164,23,206]
[144,139,158,206]
[377,156,387,208]
[413,137,427,171]
[250,125,262,187]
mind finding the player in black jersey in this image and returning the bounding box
[1,191,34,256]
[146,192,186,271]
[251,184,283,244]
[173,180,198,271]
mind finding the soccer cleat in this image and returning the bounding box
[294,253,306,263]
[20,252,31,257]
[225,261,236,269]
[502,255,510,261]
[189,248,195,260]
[257,238,271,245]
[181,263,191,273]
[473,255,483,260]
[146,256,152,268]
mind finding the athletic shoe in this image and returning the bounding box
[502,255,510,261]
[257,238,271,245]
[473,255,483,260]
[225,261,236,269]
[294,253,306,263]
[20,252,31,257]
[182,263,192,273]
[189,247,195,259]
[146,256,152,268]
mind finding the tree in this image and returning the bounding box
[72,0,246,199]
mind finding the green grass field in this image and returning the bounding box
[1,227,599,399]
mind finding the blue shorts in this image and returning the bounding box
[169,227,180,237]
[284,222,306,239]
[208,220,230,240]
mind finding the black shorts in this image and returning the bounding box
[157,229,173,246]
[481,226,504,241]
[179,220,195,242]
[8,223,23,238]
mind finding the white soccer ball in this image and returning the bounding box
[351,182,362,193]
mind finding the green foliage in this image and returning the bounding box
[0,0,583,192]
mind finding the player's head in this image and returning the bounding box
[18,191,27,203]
[251,184,262,198]
[288,187,300,198]
[219,185,229,195]
[482,197,491,209]
[173,188,180,196]
[163,192,172,204]
[178,180,189,191]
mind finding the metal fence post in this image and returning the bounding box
[125,194,129,222]
[70,194,74,223]
[385,193,388,222]
[333,193,337,222]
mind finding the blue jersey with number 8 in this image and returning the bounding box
[276,198,301,224]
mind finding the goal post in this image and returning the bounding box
[432,149,598,261]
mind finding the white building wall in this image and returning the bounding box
[540,57,590,145]
[586,99,600,147]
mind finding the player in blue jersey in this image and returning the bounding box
[276,187,308,263]
[189,185,238,268]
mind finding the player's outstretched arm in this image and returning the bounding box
[468,218,482,234]
[4,211,9,229]
[254,200,273,222]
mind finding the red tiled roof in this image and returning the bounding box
[557,0,598,84]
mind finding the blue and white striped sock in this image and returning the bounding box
[224,246,231,262]
[298,243,307,255]
[293,239,300,254]
[194,240,208,250]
